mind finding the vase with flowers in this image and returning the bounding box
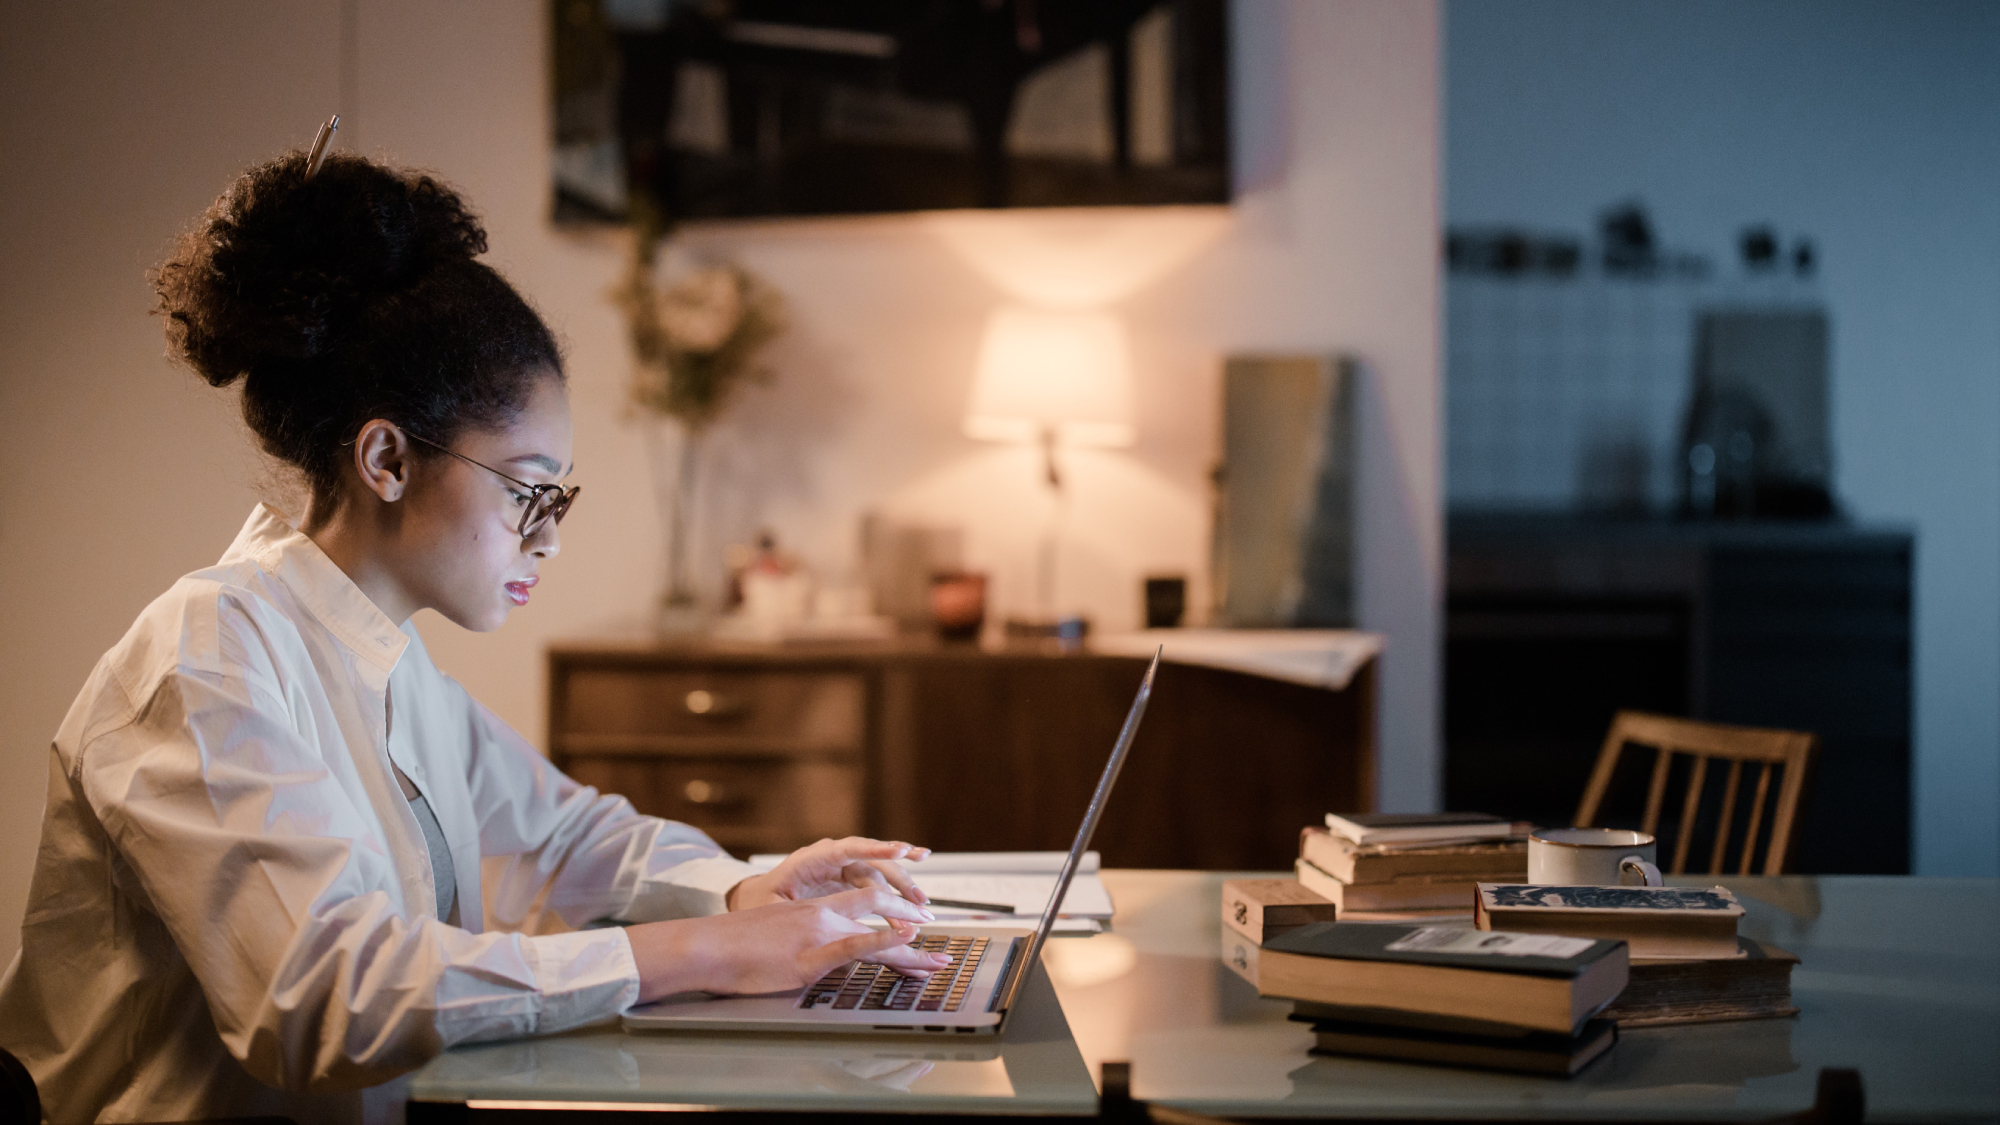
[614,212,784,630]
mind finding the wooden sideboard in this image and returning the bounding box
[547,639,1376,870]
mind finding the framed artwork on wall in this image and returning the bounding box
[551,0,1231,223]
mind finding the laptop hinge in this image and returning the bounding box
[985,937,1024,1013]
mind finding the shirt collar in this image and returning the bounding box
[221,504,411,674]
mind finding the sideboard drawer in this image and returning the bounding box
[563,755,862,855]
[559,668,864,751]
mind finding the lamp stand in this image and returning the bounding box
[1005,426,1089,646]
[1037,426,1062,619]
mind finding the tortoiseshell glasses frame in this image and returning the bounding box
[404,430,578,540]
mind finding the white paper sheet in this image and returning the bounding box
[748,851,1100,874]
[1092,629,1383,690]
[746,852,1113,919]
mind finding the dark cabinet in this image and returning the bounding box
[1446,515,1912,873]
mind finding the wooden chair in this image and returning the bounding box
[1574,710,1819,876]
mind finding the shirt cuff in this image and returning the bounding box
[522,926,642,1032]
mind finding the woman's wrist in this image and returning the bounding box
[726,873,765,911]
[626,917,717,1003]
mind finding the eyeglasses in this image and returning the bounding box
[404,430,579,540]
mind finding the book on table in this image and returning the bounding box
[1323,811,1529,846]
[1295,858,1484,912]
[1220,923,1624,1076]
[1301,825,1527,884]
[1474,883,1746,960]
[1256,921,1630,1036]
[1601,938,1800,1026]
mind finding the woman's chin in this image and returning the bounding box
[437,602,511,634]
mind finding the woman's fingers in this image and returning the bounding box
[759,838,936,915]
[866,940,955,975]
[805,926,923,980]
[824,886,934,925]
[852,859,928,905]
[841,861,891,892]
[805,836,928,868]
[838,859,927,906]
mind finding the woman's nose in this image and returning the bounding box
[525,520,561,560]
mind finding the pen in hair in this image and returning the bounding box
[304,115,340,180]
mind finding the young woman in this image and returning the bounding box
[0,150,947,1125]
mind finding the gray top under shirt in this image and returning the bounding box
[406,790,459,926]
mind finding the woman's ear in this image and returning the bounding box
[351,419,414,503]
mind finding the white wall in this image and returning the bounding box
[0,2,335,969]
[0,0,1440,965]
[1446,0,2000,875]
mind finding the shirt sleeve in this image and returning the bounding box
[451,675,761,931]
[80,667,641,1094]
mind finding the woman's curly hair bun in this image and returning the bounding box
[153,149,561,502]
[157,152,488,385]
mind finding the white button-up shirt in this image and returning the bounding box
[0,506,757,1125]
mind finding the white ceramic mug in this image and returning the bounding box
[1527,828,1663,886]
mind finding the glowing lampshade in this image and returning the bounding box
[964,306,1135,448]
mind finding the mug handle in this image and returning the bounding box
[1620,857,1664,887]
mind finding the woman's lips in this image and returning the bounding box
[505,576,538,606]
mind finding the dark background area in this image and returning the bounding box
[1445,515,1912,874]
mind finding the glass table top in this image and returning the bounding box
[407,872,2000,1120]
[406,951,1097,1115]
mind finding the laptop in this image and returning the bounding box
[623,650,1160,1036]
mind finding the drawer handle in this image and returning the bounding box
[683,689,746,718]
[683,779,741,807]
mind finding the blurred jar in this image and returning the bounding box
[929,572,987,642]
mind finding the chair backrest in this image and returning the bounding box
[0,1046,41,1125]
[1573,710,1819,876]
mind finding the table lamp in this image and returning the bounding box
[963,305,1135,635]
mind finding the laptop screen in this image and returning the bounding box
[991,648,1160,1013]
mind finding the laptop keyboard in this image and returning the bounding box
[798,934,992,1013]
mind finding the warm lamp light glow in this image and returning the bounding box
[965,306,1135,448]
[925,207,1231,309]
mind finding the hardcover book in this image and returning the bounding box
[1301,825,1528,885]
[1296,858,1480,912]
[1475,884,1745,961]
[1258,921,1630,1036]
[1325,812,1527,845]
[1602,938,1799,1026]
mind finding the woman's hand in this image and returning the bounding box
[727,836,934,912]
[626,887,952,1002]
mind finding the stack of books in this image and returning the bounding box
[1296,813,1530,918]
[1475,883,1799,1026]
[1226,916,1629,1076]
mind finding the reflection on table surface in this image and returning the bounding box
[1045,871,1999,1121]
[409,872,1998,1120]
[407,960,1096,1115]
